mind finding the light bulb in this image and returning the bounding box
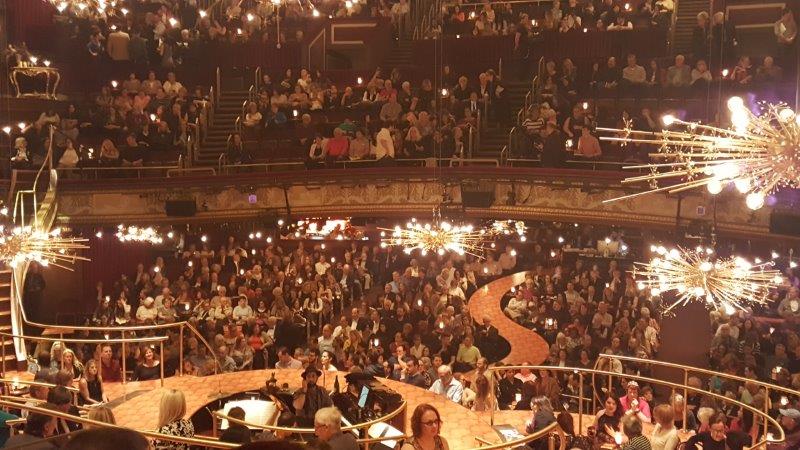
[662,114,676,126]
[733,178,751,193]
[727,96,744,112]
[706,179,722,195]
[745,192,765,210]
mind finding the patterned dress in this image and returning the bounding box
[154,419,195,450]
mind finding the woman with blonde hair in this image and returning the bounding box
[154,389,195,449]
[650,404,680,450]
[62,348,83,380]
[98,139,120,165]
[86,406,116,427]
[79,359,108,405]
[50,341,65,371]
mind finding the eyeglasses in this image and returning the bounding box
[421,420,442,427]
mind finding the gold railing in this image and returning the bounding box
[603,353,800,438]
[12,297,220,383]
[484,364,786,449]
[0,331,171,386]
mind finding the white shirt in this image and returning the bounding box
[375,128,394,159]
[162,80,184,96]
[315,261,331,276]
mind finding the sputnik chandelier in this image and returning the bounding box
[379,207,494,258]
[599,97,800,210]
[47,0,124,15]
[634,245,782,315]
[0,226,89,270]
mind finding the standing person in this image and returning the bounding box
[540,121,566,168]
[401,403,451,450]
[650,404,680,450]
[293,366,333,426]
[23,262,46,322]
[775,8,798,72]
[154,389,195,450]
[313,407,358,450]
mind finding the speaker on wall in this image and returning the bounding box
[165,200,197,217]
[461,191,495,208]
[770,210,800,237]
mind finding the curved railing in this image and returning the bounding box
[0,330,172,386]
[602,353,800,437]
[484,364,787,449]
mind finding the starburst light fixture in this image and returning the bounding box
[0,226,89,270]
[115,225,165,244]
[598,97,800,210]
[379,208,494,258]
[47,0,118,15]
[633,245,782,315]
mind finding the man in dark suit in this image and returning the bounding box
[540,121,567,168]
[220,407,252,444]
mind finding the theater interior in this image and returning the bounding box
[0,0,799,449]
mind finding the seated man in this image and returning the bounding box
[428,364,464,403]
[665,54,691,89]
[755,56,783,84]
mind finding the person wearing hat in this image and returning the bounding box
[293,366,332,426]
[135,297,158,323]
[774,408,800,450]
[619,381,652,423]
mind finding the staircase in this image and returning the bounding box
[474,80,530,158]
[381,39,416,74]
[0,270,16,369]
[196,89,251,166]
[672,0,710,56]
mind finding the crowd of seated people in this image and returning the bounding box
[424,0,673,39]
[5,71,209,171]
[228,65,506,164]
[53,0,410,69]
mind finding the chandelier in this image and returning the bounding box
[47,0,123,15]
[115,225,165,245]
[0,226,89,270]
[379,207,494,258]
[634,245,781,315]
[599,97,800,210]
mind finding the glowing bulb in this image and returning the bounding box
[706,179,722,195]
[721,68,730,77]
[121,7,129,15]
[727,96,744,112]
[111,80,118,88]
[745,192,765,210]
[733,178,751,194]
[582,102,588,110]
[29,56,38,65]
[95,231,103,238]
[168,18,179,27]
[43,60,51,67]
[441,88,448,96]
[2,126,10,135]
[661,114,676,126]
[200,235,208,242]
[247,13,255,21]
[17,122,26,130]
[312,9,320,16]
[199,10,207,18]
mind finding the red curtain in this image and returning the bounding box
[80,234,149,303]
[6,0,56,50]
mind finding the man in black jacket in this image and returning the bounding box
[220,407,252,444]
[540,121,566,168]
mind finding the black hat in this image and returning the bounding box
[301,366,322,379]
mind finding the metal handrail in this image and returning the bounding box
[218,152,229,175]
[0,330,171,386]
[0,378,78,393]
[255,66,262,91]
[0,399,240,449]
[499,144,509,166]
[215,67,221,104]
[484,364,786,449]
[166,167,216,177]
